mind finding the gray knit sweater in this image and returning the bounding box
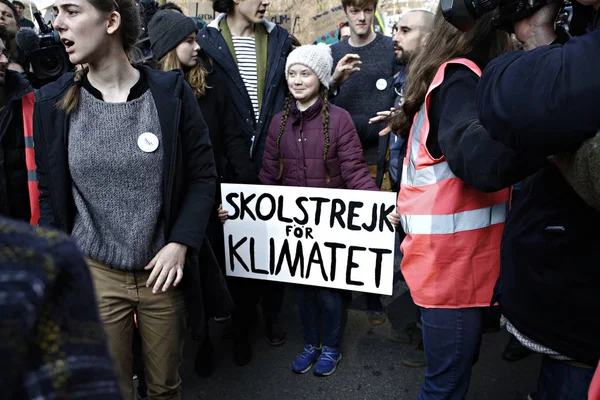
[68,88,165,270]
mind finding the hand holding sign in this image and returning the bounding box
[218,204,229,224]
[388,211,400,228]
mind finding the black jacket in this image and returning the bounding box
[33,66,231,338]
[198,55,256,185]
[476,24,600,364]
[197,15,292,171]
[0,70,33,222]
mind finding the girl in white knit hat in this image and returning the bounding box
[257,43,400,376]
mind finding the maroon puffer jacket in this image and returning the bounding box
[259,97,377,191]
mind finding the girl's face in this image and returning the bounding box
[176,33,200,69]
[53,0,116,66]
[287,64,321,106]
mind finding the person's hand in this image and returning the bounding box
[388,212,401,228]
[145,242,187,294]
[218,204,229,224]
[369,108,396,124]
[369,107,398,136]
[330,54,361,90]
[513,2,559,50]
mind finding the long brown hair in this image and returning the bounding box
[390,6,513,138]
[276,86,331,183]
[157,49,209,98]
[58,0,141,112]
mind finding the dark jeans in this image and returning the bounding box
[296,286,344,348]
[418,307,483,400]
[536,356,595,400]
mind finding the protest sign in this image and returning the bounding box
[265,13,294,31]
[221,184,397,295]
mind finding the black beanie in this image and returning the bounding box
[148,10,198,61]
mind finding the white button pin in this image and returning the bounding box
[138,132,159,153]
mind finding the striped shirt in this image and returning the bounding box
[232,35,260,122]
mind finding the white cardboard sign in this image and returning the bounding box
[221,184,397,295]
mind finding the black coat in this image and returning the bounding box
[197,16,292,171]
[476,24,600,364]
[198,55,257,185]
[0,70,33,222]
[33,66,231,339]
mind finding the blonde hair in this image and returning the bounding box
[157,48,210,98]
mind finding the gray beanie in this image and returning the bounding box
[148,10,198,61]
[285,43,333,89]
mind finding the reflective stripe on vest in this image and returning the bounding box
[401,202,508,235]
[403,103,458,188]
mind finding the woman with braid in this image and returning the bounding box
[32,0,218,397]
[260,43,379,376]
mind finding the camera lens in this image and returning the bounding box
[41,54,59,72]
[30,46,70,80]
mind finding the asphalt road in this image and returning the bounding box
[179,248,541,400]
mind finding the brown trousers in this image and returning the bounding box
[88,259,186,400]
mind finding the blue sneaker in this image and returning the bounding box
[313,346,342,376]
[292,345,321,374]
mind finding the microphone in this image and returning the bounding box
[16,28,40,54]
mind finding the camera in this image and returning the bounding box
[441,0,560,32]
[17,10,73,85]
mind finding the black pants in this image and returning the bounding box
[227,277,285,336]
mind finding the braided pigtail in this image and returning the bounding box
[57,65,89,112]
[321,87,331,184]
[276,94,294,180]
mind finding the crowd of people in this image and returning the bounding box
[0,0,598,398]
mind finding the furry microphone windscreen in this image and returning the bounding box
[16,28,40,54]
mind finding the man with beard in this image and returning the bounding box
[0,26,37,224]
[370,9,433,368]
[0,0,26,73]
[0,0,17,37]
[388,10,433,191]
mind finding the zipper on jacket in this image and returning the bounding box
[250,135,255,159]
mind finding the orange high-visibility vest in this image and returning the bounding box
[22,91,39,226]
[590,362,600,400]
[397,59,510,308]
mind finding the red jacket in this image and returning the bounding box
[260,97,377,191]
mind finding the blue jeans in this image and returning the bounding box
[296,286,343,348]
[418,307,483,400]
[536,356,595,400]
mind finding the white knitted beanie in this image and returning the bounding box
[285,43,333,89]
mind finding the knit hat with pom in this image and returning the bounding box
[285,43,333,89]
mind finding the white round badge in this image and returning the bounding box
[376,78,388,91]
[138,132,159,153]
